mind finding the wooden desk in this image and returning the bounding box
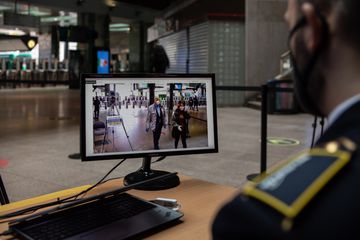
[0,175,238,240]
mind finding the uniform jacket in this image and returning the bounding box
[212,101,360,239]
[146,104,167,131]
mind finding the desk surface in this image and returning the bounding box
[0,175,238,240]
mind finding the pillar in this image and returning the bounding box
[245,0,288,88]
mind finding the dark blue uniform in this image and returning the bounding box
[212,101,360,239]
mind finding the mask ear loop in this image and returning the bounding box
[288,16,307,41]
[309,12,330,145]
[311,11,329,141]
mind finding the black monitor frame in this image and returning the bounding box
[80,73,217,190]
[80,73,218,161]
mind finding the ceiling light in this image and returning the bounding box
[0,28,26,36]
[105,0,117,7]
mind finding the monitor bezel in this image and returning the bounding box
[80,73,218,161]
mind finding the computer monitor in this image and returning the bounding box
[81,74,218,190]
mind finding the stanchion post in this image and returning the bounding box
[69,132,81,160]
[260,84,268,173]
[247,84,268,181]
[0,174,10,205]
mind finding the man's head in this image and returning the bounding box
[154,97,161,105]
[285,0,360,116]
[178,101,185,111]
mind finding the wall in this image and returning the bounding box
[110,32,129,52]
[209,20,245,106]
[245,0,288,92]
[156,20,245,106]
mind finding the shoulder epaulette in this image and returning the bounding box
[242,138,356,231]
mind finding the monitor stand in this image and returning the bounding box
[123,157,180,190]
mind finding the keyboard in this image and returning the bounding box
[9,193,183,240]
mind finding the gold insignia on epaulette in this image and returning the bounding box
[243,138,356,231]
[325,141,339,153]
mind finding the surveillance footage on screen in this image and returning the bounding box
[90,81,209,154]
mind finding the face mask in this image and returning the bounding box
[180,106,185,111]
[288,12,329,117]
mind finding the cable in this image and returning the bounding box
[98,176,123,185]
[73,158,127,200]
[0,158,127,221]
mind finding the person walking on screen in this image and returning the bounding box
[188,97,194,111]
[194,95,199,111]
[146,97,167,150]
[93,96,101,119]
[171,101,190,149]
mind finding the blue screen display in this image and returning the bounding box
[97,50,109,74]
[174,83,182,90]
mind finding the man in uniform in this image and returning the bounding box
[212,0,360,239]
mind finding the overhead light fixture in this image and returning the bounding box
[109,23,130,32]
[0,6,12,11]
[110,23,129,28]
[0,28,26,36]
[105,0,117,8]
[41,15,77,23]
[109,27,130,32]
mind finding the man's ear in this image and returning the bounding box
[302,3,323,52]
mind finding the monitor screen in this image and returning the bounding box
[97,50,110,74]
[81,74,218,161]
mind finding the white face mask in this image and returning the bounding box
[180,106,185,111]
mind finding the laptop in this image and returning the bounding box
[8,173,183,240]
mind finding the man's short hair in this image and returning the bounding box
[154,97,160,102]
[297,0,360,52]
[178,101,185,106]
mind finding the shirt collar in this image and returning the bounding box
[327,93,360,127]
